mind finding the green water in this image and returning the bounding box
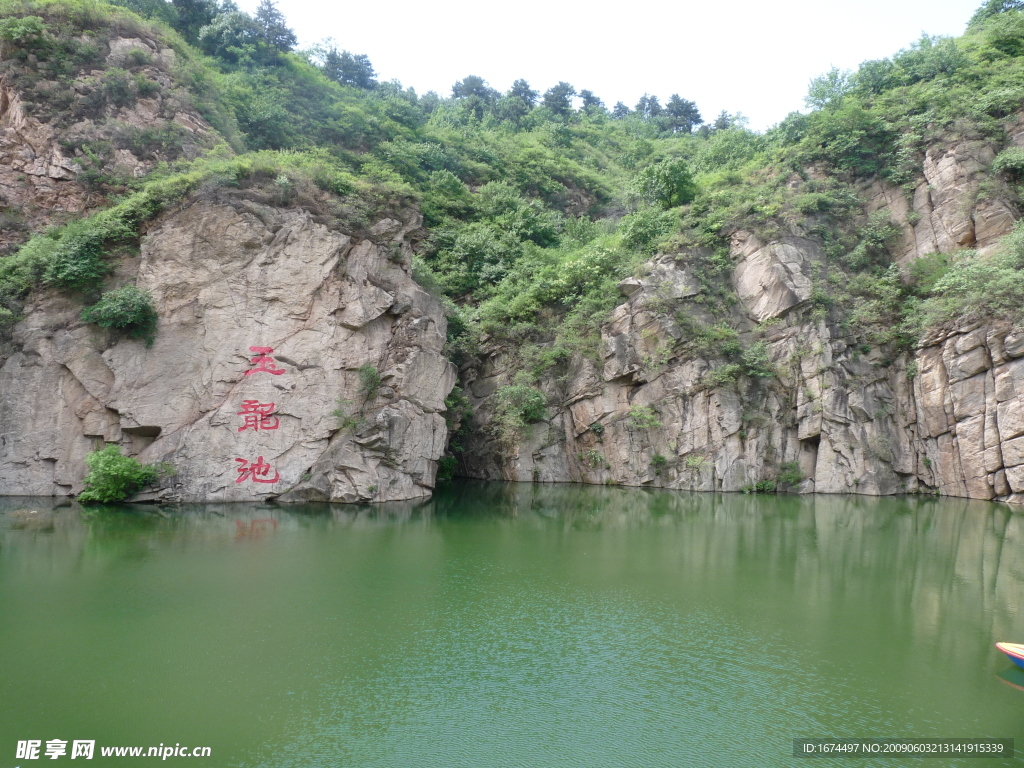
[2,483,1024,767]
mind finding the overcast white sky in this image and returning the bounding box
[240,0,982,131]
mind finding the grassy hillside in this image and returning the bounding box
[2,0,1024,380]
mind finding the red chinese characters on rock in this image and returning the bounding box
[235,345,286,487]
[244,346,285,376]
[237,400,279,432]
[235,456,280,484]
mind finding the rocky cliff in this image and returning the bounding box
[1,29,225,253]
[0,194,456,502]
[456,126,1024,505]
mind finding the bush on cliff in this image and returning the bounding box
[492,385,546,445]
[78,444,159,503]
[81,284,158,344]
[917,221,1024,325]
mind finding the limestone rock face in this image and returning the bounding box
[456,122,1024,504]
[864,135,1019,263]
[731,231,818,322]
[0,36,216,250]
[0,199,456,503]
[460,277,1024,504]
[0,83,90,246]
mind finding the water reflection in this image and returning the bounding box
[3,485,1024,767]
[996,667,1024,692]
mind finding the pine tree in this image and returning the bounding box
[579,89,604,111]
[542,82,576,117]
[634,94,662,120]
[171,0,219,44]
[254,0,296,52]
[508,79,538,106]
[665,94,702,133]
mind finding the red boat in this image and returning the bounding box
[996,642,1024,670]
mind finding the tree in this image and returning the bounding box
[630,157,697,209]
[322,47,376,89]
[197,10,261,62]
[77,445,161,503]
[805,66,852,109]
[452,75,498,101]
[578,89,604,111]
[81,286,158,345]
[495,79,538,128]
[612,101,631,118]
[254,0,296,52]
[171,0,219,44]
[452,75,498,120]
[508,79,538,106]
[665,94,702,133]
[542,81,576,117]
[969,0,1024,26]
[634,94,662,119]
[852,59,896,95]
[713,110,732,130]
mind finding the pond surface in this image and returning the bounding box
[2,482,1024,767]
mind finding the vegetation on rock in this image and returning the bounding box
[78,444,161,502]
[81,284,158,344]
[3,0,1024,495]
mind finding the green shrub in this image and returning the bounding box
[703,364,742,388]
[792,193,835,214]
[100,67,137,107]
[778,461,804,487]
[629,157,697,209]
[917,222,1024,326]
[494,385,546,425]
[620,207,675,253]
[124,46,152,66]
[685,455,710,471]
[741,341,774,378]
[627,404,661,429]
[44,237,107,290]
[0,14,47,49]
[681,319,743,357]
[331,398,360,430]
[81,285,158,344]
[358,364,382,398]
[992,147,1024,180]
[436,455,458,482]
[78,444,160,503]
[741,479,777,494]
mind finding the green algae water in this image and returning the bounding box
[2,482,1024,767]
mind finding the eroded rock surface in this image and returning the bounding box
[0,199,456,503]
[0,35,217,250]
[457,123,1024,504]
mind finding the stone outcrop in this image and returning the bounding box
[458,264,1024,504]
[456,125,1024,505]
[0,197,456,503]
[864,134,1020,264]
[0,35,218,250]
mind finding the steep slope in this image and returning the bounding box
[455,120,1024,502]
[0,2,237,252]
[4,0,1024,504]
[0,188,454,501]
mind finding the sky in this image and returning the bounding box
[238,0,983,131]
